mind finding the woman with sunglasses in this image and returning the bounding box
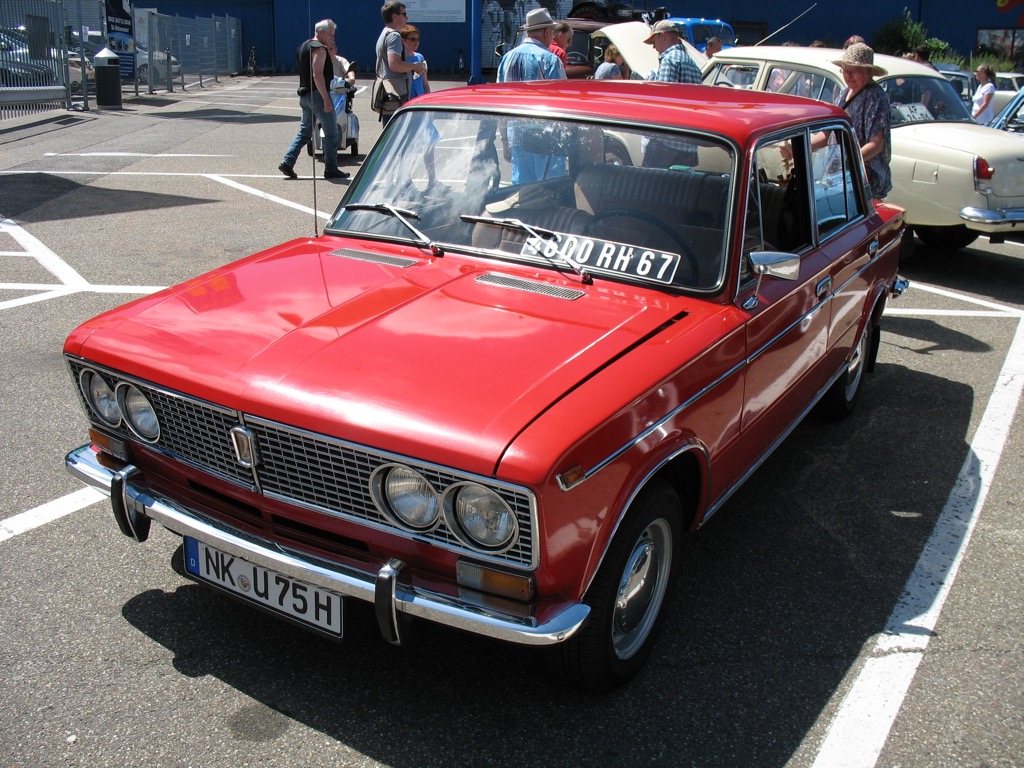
[400,24,431,99]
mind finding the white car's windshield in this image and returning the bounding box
[328,109,737,292]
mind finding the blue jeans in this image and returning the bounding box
[283,91,339,173]
[510,147,566,185]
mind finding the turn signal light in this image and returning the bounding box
[89,427,129,461]
[457,561,534,601]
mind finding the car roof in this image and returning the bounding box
[410,80,847,141]
[706,45,942,79]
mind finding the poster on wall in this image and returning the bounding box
[105,0,135,78]
[404,0,466,24]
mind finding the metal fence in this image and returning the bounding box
[1,0,242,120]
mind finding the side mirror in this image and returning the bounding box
[743,250,800,310]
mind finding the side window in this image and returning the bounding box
[745,134,812,259]
[705,63,758,88]
[766,67,841,104]
[811,127,865,238]
[743,133,814,280]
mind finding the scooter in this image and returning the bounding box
[311,61,360,157]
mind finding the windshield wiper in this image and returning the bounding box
[460,215,592,284]
[342,203,443,256]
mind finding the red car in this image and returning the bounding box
[65,82,907,691]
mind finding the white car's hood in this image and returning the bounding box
[593,21,706,80]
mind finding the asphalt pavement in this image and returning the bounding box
[0,75,1021,768]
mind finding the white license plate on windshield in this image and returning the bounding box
[523,234,681,284]
[184,537,343,636]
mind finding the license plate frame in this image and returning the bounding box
[184,537,343,637]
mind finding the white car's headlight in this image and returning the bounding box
[380,466,440,530]
[81,370,121,426]
[117,384,159,441]
[450,484,516,550]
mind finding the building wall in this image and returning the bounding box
[145,0,1021,79]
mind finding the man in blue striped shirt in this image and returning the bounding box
[644,20,701,84]
[496,8,567,183]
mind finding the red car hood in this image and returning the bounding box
[68,238,699,475]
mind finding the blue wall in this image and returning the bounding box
[142,0,1021,78]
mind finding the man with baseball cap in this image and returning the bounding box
[644,19,701,83]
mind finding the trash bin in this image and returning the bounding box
[93,48,121,109]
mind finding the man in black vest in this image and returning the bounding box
[279,19,349,180]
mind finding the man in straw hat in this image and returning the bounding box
[496,7,566,183]
[828,42,892,199]
[497,8,566,82]
[643,19,701,83]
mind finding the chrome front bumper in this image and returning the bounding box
[961,205,1024,232]
[66,444,589,647]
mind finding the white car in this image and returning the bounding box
[702,46,1024,252]
[992,72,1024,114]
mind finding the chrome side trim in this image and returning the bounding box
[66,445,588,647]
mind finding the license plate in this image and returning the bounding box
[184,537,343,636]
[523,234,681,285]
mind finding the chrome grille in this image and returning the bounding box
[67,356,536,568]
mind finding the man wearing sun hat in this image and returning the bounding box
[831,42,891,199]
[644,19,701,83]
[497,7,567,184]
[496,8,566,82]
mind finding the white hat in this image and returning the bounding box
[644,20,679,45]
[522,8,555,31]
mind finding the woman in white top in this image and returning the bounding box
[972,64,996,125]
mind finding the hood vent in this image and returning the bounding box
[331,248,418,268]
[475,273,585,301]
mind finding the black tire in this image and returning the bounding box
[351,141,358,156]
[137,63,149,84]
[914,224,978,251]
[549,482,682,692]
[819,317,875,420]
[900,227,915,264]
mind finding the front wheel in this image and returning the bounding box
[914,224,978,251]
[549,482,682,692]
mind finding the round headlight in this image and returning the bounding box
[81,370,121,426]
[451,484,516,550]
[117,384,160,441]
[382,466,440,530]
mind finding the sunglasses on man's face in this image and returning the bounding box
[407,37,420,41]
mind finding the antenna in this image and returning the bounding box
[308,0,319,237]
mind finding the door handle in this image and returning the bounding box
[868,239,879,256]
[816,276,832,299]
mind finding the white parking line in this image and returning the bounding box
[0,488,104,544]
[809,313,1024,768]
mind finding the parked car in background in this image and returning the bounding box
[0,26,81,90]
[988,86,1024,132]
[64,81,906,692]
[993,71,1024,113]
[704,46,1024,251]
[134,44,180,84]
[934,61,975,107]
[666,17,736,52]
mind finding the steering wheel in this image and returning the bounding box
[585,208,700,282]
